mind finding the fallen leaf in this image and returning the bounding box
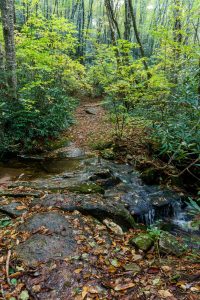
[82,286,89,299]
[123,263,141,273]
[161,265,172,272]
[114,282,135,291]
[158,289,173,298]
[16,206,27,211]
[190,286,200,292]
[74,268,82,274]
[148,267,160,274]
[19,290,29,300]
[152,278,160,285]
[32,285,41,292]
[110,259,120,268]
[132,254,142,261]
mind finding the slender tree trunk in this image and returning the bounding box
[0,43,4,72]
[86,0,94,35]
[0,42,5,87]
[105,0,121,67]
[124,0,131,40]
[105,0,121,39]
[0,0,17,99]
[128,0,149,73]
[173,0,182,83]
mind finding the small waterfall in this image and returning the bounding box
[171,201,199,232]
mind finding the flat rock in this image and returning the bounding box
[32,193,136,228]
[0,191,40,197]
[0,201,27,217]
[18,212,73,236]
[15,233,76,266]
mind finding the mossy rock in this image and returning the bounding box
[91,140,113,151]
[159,231,186,256]
[101,148,115,160]
[69,183,104,194]
[47,138,71,151]
[130,233,154,251]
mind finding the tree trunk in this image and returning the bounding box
[0,0,17,99]
[173,0,182,84]
[0,43,4,72]
[105,0,121,40]
[0,43,5,86]
[128,0,149,74]
[124,0,131,41]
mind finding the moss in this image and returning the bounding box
[159,231,186,256]
[101,148,115,160]
[130,233,154,251]
[90,140,113,151]
[69,182,104,194]
[140,168,162,185]
[46,137,71,151]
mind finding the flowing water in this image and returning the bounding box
[0,153,199,249]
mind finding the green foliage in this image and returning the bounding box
[0,217,12,228]
[0,16,89,153]
[88,29,199,172]
[187,194,200,228]
[88,41,172,138]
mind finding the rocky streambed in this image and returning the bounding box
[0,147,199,299]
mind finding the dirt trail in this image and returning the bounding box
[68,97,112,150]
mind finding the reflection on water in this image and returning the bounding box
[0,158,82,185]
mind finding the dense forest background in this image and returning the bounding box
[0,0,199,186]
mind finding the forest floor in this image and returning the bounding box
[0,98,199,300]
[68,97,113,151]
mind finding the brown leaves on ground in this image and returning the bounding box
[0,187,200,299]
[68,97,113,151]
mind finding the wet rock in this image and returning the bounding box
[35,193,136,228]
[18,212,73,236]
[130,233,154,251]
[121,191,151,216]
[0,202,27,217]
[89,168,121,188]
[90,169,112,180]
[0,191,40,198]
[149,190,179,208]
[57,147,85,159]
[18,154,45,161]
[159,231,186,256]
[15,233,76,266]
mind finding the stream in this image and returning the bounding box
[0,149,199,250]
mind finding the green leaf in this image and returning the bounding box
[11,278,18,285]
[19,290,29,300]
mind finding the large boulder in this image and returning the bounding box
[31,193,136,229]
[15,212,76,266]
